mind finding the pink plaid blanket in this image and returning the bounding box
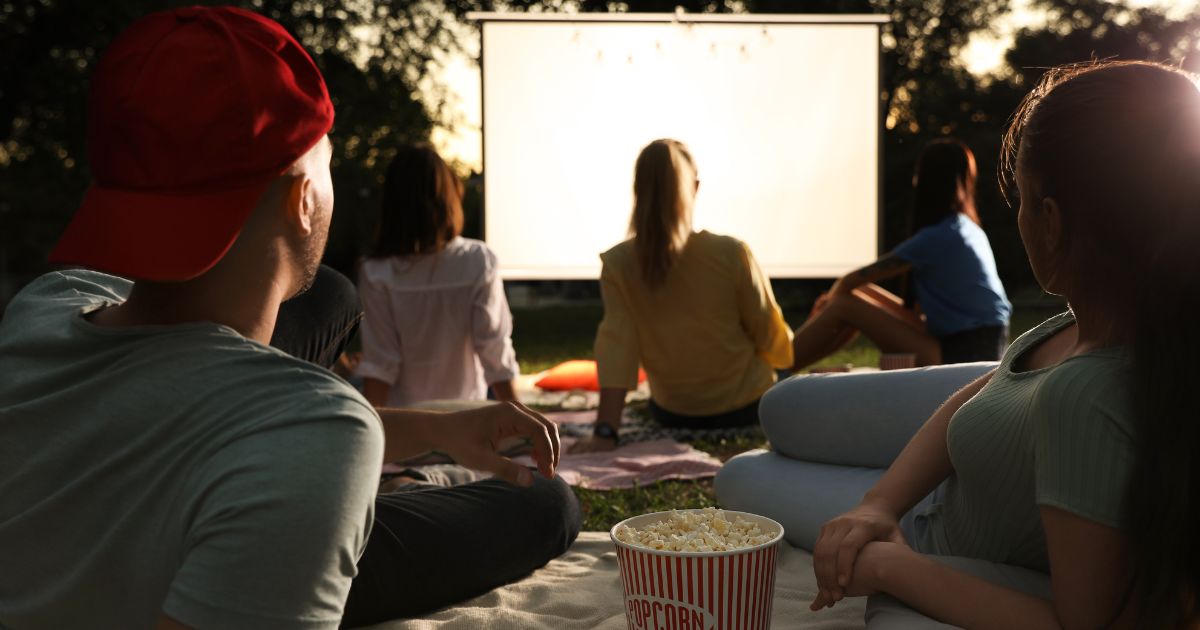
[513,438,722,490]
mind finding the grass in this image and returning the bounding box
[510,302,886,376]
[574,430,770,531]
[511,299,1065,531]
[510,304,604,374]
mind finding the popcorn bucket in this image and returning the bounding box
[611,510,785,630]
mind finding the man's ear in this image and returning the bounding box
[283,174,315,236]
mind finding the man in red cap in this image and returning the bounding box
[0,7,578,629]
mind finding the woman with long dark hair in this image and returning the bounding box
[785,60,1200,627]
[790,139,1011,370]
[356,143,520,407]
[572,139,794,452]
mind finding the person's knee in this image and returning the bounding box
[714,449,769,509]
[757,374,843,446]
[313,264,362,315]
[823,291,862,316]
[525,474,582,552]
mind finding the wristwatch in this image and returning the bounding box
[593,422,619,442]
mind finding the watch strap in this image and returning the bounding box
[593,422,619,441]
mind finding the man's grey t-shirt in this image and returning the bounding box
[0,271,385,629]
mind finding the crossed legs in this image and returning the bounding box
[271,265,582,627]
[791,284,941,371]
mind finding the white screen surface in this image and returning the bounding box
[480,17,880,279]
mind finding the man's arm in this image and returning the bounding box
[376,402,560,486]
[161,401,383,629]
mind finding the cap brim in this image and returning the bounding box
[49,180,273,282]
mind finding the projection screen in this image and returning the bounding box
[472,13,886,279]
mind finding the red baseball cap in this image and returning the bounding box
[49,6,335,282]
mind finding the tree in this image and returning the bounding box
[5,0,1197,303]
[0,0,473,288]
[1008,0,1200,86]
[974,0,1200,289]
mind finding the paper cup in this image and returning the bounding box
[611,510,785,630]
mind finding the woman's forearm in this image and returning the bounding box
[877,546,1060,630]
[596,388,627,429]
[863,371,994,517]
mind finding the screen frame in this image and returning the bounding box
[469,12,889,280]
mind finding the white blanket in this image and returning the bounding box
[368,532,866,629]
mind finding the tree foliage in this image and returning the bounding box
[0,0,464,281]
[3,0,1200,299]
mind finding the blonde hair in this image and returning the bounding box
[630,139,696,288]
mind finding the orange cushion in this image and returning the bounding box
[534,360,646,392]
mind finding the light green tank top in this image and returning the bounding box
[918,311,1134,572]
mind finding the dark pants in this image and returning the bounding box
[271,265,582,627]
[936,324,1009,364]
[648,398,760,429]
[271,265,364,367]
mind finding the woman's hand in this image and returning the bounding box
[811,503,908,606]
[568,435,617,453]
[809,541,905,611]
[437,402,560,486]
[572,388,626,454]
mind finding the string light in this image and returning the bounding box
[571,12,777,64]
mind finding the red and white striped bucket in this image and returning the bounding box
[610,510,785,630]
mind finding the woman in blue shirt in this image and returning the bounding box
[791,139,1011,370]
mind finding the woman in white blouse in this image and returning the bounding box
[357,144,520,407]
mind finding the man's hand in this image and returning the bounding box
[438,402,560,486]
[569,435,617,454]
[811,503,908,606]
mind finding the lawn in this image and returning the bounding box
[511,298,1064,531]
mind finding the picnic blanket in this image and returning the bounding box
[512,438,723,489]
[364,532,866,629]
[385,402,749,489]
[546,409,764,446]
[386,438,723,490]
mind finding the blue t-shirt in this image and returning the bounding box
[892,213,1011,336]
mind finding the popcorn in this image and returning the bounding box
[614,508,776,552]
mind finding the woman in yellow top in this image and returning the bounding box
[573,139,794,453]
